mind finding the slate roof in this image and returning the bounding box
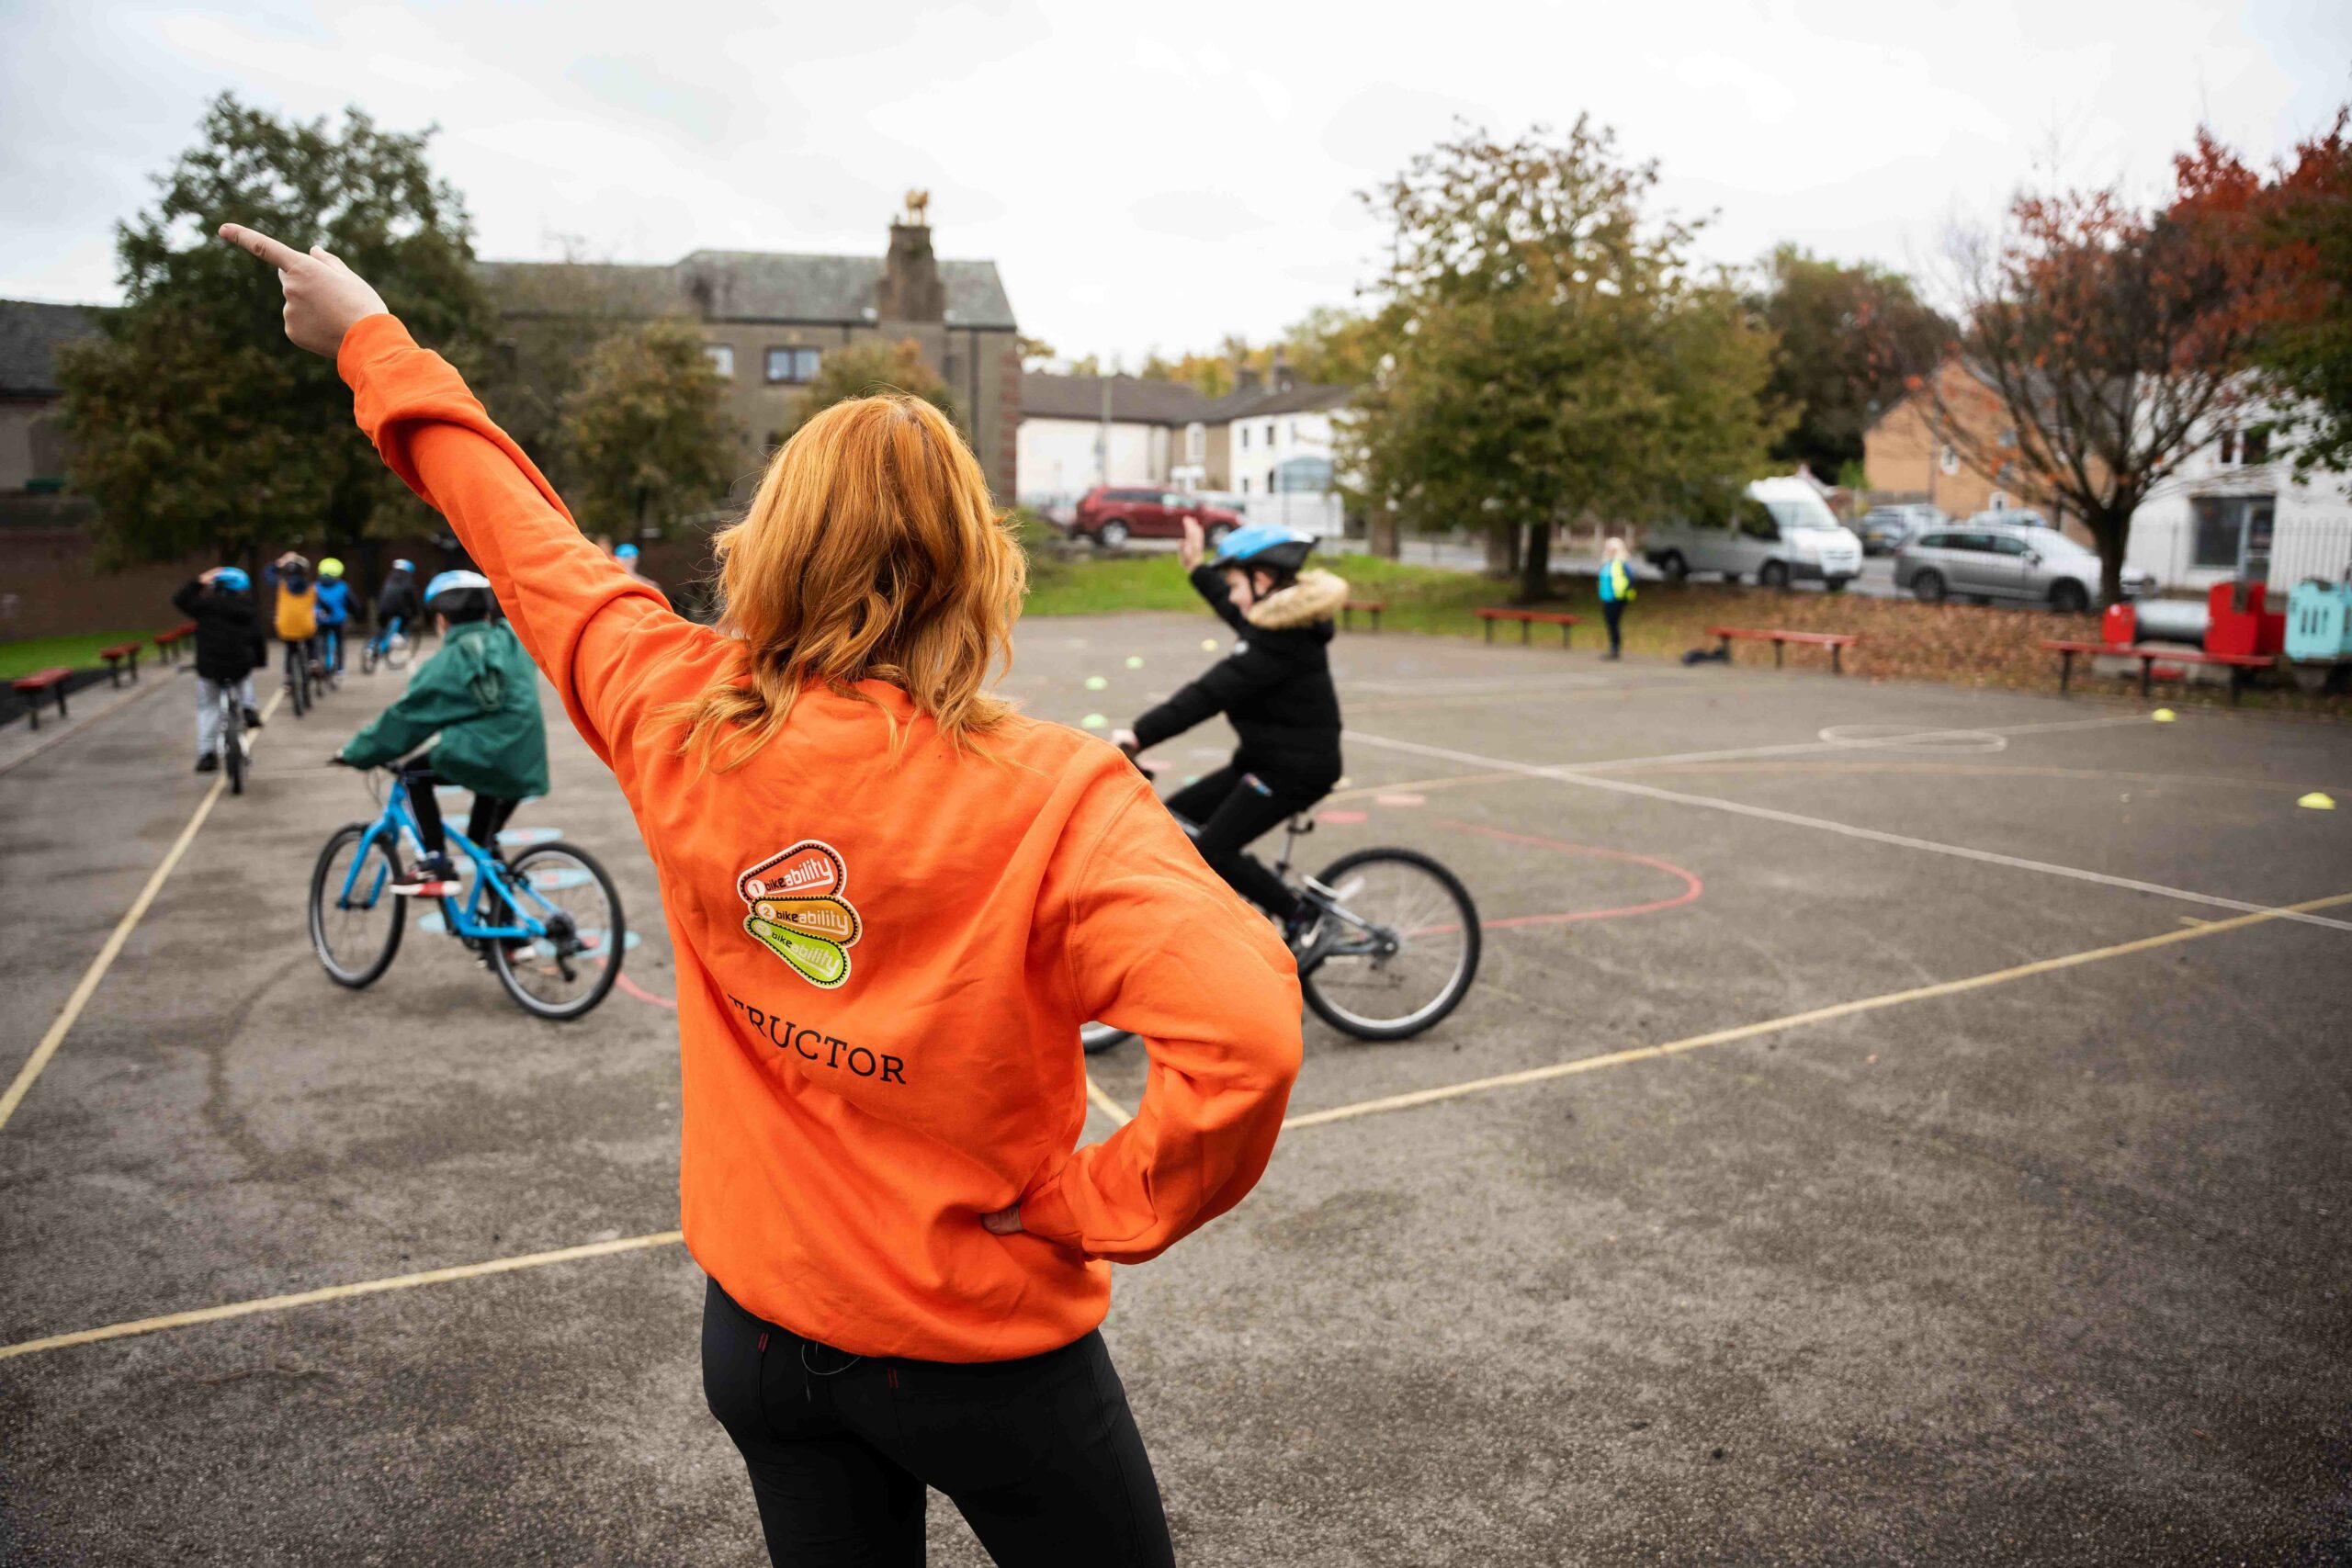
[1204,380,1355,421]
[0,299,106,396]
[1020,372,1357,426]
[1020,373,1216,424]
[480,249,1017,330]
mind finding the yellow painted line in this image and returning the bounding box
[0,688,286,1135]
[0,1230,684,1362]
[1282,889,2352,1133]
[1085,1075,1134,1126]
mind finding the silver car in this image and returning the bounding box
[1856,502,1947,556]
[1894,521,2150,612]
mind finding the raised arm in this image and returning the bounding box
[217,223,723,770]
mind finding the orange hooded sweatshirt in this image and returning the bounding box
[337,316,1302,1361]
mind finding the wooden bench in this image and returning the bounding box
[1709,626,1860,674]
[1340,598,1388,633]
[99,641,143,686]
[1475,606,1580,648]
[10,667,74,728]
[2042,639,2274,704]
[153,624,196,666]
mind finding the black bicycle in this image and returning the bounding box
[1081,804,1481,1053]
[282,636,314,717]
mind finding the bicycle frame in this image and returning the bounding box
[334,776,566,943]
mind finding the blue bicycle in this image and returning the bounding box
[307,767,626,1020]
[360,616,414,674]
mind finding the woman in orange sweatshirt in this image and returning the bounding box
[223,224,1302,1567]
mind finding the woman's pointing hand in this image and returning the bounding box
[217,223,390,357]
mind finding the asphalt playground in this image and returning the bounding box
[4,615,2350,1565]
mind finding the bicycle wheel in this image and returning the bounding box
[361,636,380,675]
[1080,1021,1132,1055]
[492,841,625,1021]
[384,633,411,672]
[220,695,245,796]
[1299,847,1481,1042]
[286,648,308,718]
[310,823,405,987]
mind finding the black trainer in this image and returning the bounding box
[195,752,219,773]
[243,706,265,730]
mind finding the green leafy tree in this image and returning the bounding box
[783,337,956,439]
[1748,244,1951,479]
[557,317,737,540]
[57,94,494,567]
[1342,119,1785,601]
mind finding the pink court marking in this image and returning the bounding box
[1374,793,1427,807]
[1429,818,1704,931]
[1317,810,1370,826]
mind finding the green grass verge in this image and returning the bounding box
[0,629,153,682]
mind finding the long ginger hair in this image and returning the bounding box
[667,393,1025,771]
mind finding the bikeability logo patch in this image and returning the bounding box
[738,840,862,989]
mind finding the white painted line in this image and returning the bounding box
[1,689,287,1135]
[1283,889,2352,1132]
[1342,728,2352,935]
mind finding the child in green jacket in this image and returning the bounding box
[338,570,549,894]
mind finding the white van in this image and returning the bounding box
[1643,478,1864,592]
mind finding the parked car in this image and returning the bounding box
[1894,520,2149,612]
[1069,487,1244,549]
[1643,478,1864,591]
[1963,507,2055,531]
[1856,502,1948,556]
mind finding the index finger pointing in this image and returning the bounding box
[217,223,308,272]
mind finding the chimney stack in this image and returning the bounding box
[876,216,944,322]
[1272,344,1294,391]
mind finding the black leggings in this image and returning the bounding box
[700,1279,1173,1568]
[1162,764,1324,922]
[1601,599,1624,654]
[398,764,517,856]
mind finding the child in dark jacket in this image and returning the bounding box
[1117,519,1346,936]
[171,567,265,771]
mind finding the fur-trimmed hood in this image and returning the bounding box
[1243,568,1349,630]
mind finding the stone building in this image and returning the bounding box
[482,215,1021,498]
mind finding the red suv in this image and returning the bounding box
[1069,487,1243,549]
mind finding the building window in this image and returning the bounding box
[1939,444,1960,475]
[2244,427,2269,466]
[2219,429,2238,465]
[1240,476,1251,494]
[1264,422,1276,446]
[2191,495,2277,570]
[1185,423,1204,462]
[1288,420,1300,441]
[1239,426,1250,451]
[765,346,821,384]
[704,344,734,379]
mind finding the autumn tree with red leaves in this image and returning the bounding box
[1910,160,2299,604]
[2171,112,2352,476]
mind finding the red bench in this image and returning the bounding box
[10,667,74,728]
[2041,639,2274,705]
[1475,606,1580,648]
[1340,598,1388,633]
[153,624,195,665]
[1710,626,1860,674]
[99,641,143,686]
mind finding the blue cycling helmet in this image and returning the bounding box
[1213,523,1314,576]
[390,558,415,573]
[212,567,251,592]
[423,569,496,620]
[615,543,640,563]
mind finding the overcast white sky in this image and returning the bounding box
[2,1,2346,364]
